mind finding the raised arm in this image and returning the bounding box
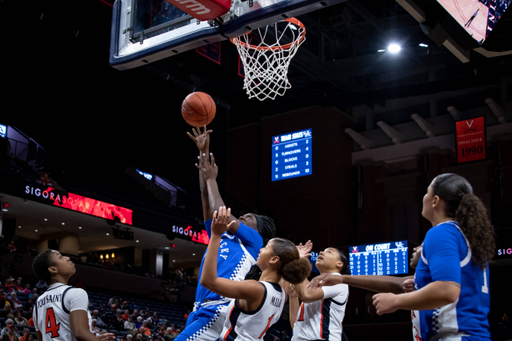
[197,152,241,234]
[287,284,300,330]
[200,206,264,301]
[188,126,213,220]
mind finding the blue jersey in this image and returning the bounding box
[195,219,263,304]
[414,221,490,341]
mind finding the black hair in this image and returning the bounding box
[431,173,496,269]
[271,238,311,285]
[32,249,55,283]
[335,248,350,275]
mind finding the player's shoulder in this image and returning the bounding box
[426,221,461,240]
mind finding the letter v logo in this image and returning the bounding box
[466,120,474,128]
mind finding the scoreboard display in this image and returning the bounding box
[349,241,409,276]
[272,128,312,181]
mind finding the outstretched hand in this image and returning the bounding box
[196,152,218,181]
[211,206,235,237]
[306,273,343,289]
[187,125,212,153]
[96,333,116,340]
[297,240,313,258]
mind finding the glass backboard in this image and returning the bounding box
[109,0,348,70]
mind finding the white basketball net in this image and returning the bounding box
[231,18,306,101]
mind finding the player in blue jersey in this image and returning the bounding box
[201,206,311,341]
[179,127,277,341]
[373,173,496,341]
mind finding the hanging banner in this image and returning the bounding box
[455,116,486,163]
[196,42,221,65]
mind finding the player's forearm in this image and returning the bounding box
[205,178,227,213]
[289,296,300,330]
[200,233,221,290]
[394,281,460,310]
[199,170,212,220]
[343,275,405,294]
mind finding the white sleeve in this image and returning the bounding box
[321,284,349,300]
[64,288,90,313]
[32,304,39,331]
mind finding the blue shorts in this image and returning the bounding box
[174,304,229,341]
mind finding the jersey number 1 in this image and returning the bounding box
[46,307,61,338]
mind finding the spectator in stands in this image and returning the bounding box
[108,296,117,307]
[145,318,155,331]
[0,319,18,338]
[14,280,23,293]
[122,310,130,321]
[140,323,151,336]
[28,288,37,299]
[132,309,139,319]
[14,311,28,326]
[22,285,30,295]
[26,336,33,341]
[91,310,107,329]
[24,298,33,311]
[124,316,136,331]
[1,323,19,341]
[0,304,13,318]
[91,319,101,334]
[1,292,12,309]
[4,279,14,292]
[135,334,143,340]
[34,279,47,292]
[18,328,29,341]
[163,328,174,341]
[136,316,143,329]
[9,293,22,310]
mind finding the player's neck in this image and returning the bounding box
[259,269,280,283]
[49,275,69,286]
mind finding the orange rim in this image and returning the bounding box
[230,17,306,51]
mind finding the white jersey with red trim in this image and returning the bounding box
[33,283,93,341]
[292,274,349,341]
[220,281,285,341]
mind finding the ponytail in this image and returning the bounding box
[271,238,312,284]
[282,258,312,285]
[455,193,496,269]
[432,173,496,269]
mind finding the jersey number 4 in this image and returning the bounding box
[46,307,61,338]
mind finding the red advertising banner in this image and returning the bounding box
[24,185,133,225]
[455,116,486,163]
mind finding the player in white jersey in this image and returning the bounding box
[373,174,495,340]
[32,249,115,341]
[201,206,312,341]
[289,246,349,341]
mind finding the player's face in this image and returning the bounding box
[49,251,76,278]
[421,181,436,223]
[316,248,342,272]
[256,239,275,268]
[410,245,422,269]
[238,213,258,231]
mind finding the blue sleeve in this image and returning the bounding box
[423,224,462,284]
[234,222,263,259]
[204,219,212,238]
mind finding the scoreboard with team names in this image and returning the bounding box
[349,241,409,276]
[271,129,312,181]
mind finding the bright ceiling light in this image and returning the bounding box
[388,43,401,53]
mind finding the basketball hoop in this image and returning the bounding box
[231,17,306,101]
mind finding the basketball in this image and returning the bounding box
[181,92,216,127]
